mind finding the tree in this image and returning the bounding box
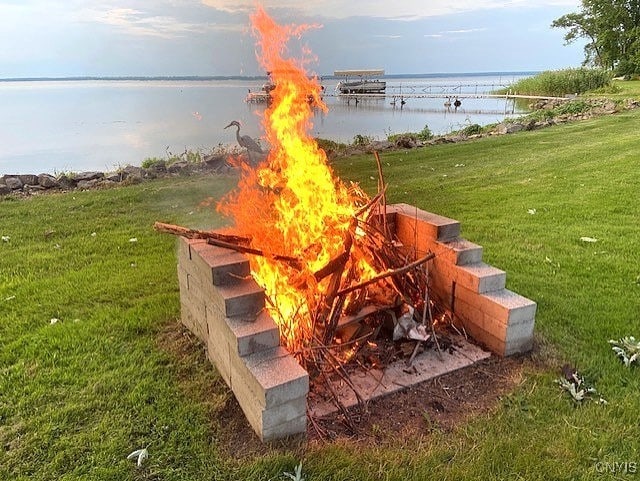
[552,0,640,76]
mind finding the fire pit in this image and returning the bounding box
[158,6,536,441]
[171,204,535,440]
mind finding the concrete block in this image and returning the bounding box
[389,203,461,241]
[456,285,537,325]
[206,321,231,386]
[232,376,307,438]
[231,347,309,409]
[205,278,265,319]
[435,261,506,294]
[225,311,280,357]
[434,237,483,266]
[455,316,506,355]
[190,241,251,286]
[504,336,534,356]
[261,414,307,442]
[178,267,208,343]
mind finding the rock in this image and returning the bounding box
[57,174,76,190]
[370,140,394,151]
[77,179,100,190]
[0,184,11,195]
[24,184,45,194]
[168,161,190,173]
[19,174,39,185]
[105,171,128,182]
[38,174,59,189]
[147,160,167,173]
[4,177,23,190]
[97,179,117,188]
[123,174,143,185]
[73,171,104,182]
[496,123,524,135]
[123,165,143,176]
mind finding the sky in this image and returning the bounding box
[0,0,586,78]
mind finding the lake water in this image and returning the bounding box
[0,73,532,175]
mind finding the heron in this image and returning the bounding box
[224,120,264,154]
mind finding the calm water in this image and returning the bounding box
[0,73,531,175]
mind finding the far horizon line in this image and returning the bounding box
[0,71,541,82]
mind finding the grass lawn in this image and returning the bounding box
[1,85,640,480]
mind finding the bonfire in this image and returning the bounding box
[155,7,443,385]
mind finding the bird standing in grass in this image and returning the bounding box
[224,120,264,165]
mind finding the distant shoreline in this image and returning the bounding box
[0,71,539,83]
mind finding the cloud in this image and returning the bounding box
[373,34,402,39]
[444,28,487,34]
[78,6,240,39]
[201,0,581,20]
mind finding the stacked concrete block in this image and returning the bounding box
[387,203,536,356]
[177,237,309,441]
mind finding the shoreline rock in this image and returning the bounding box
[0,153,234,198]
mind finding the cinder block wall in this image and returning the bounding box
[176,205,536,440]
[177,237,308,441]
[386,204,536,356]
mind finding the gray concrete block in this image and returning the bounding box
[190,241,251,286]
[434,237,483,266]
[389,203,461,241]
[225,311,280,357]
[210,279,265,319]
[261,414,307,442]
[231,347,309,409]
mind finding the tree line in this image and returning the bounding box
[553,0,640,76]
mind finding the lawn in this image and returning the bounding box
[1,85,640,480]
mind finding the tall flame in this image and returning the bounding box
[218,6,370,354]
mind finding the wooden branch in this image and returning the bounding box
[373,151,391,240]
[153,221,250,245]
[335,252,435,297]
[313,250,350,283]
[205,238,303,271]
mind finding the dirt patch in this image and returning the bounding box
[157,320,527,458]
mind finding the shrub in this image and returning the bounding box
[555,100,591,115]
[352,134,373,147]
[417,124,433,141]
[461,124,483,136]
[141,157,165,169]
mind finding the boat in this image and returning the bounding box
[334,69,386,94]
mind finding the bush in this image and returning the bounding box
[352,134,373,147]
[555,100,591,115]
[417,124,433,141]
[506,68,612,97]
[461,124,483,136]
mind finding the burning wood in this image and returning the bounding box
[156,6,454,432]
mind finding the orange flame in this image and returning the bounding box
[218,6,372,354]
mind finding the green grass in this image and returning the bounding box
[2,109,640,479]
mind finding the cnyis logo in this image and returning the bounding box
[595,461,637,474]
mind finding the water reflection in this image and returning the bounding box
[0,75,529,175]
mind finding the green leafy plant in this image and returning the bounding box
[461,124,483,136]
[555,367,605,403]
[417,124,433,141]
[609,336,640,367]
[352,134,373,147]
[283,462,305,481]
